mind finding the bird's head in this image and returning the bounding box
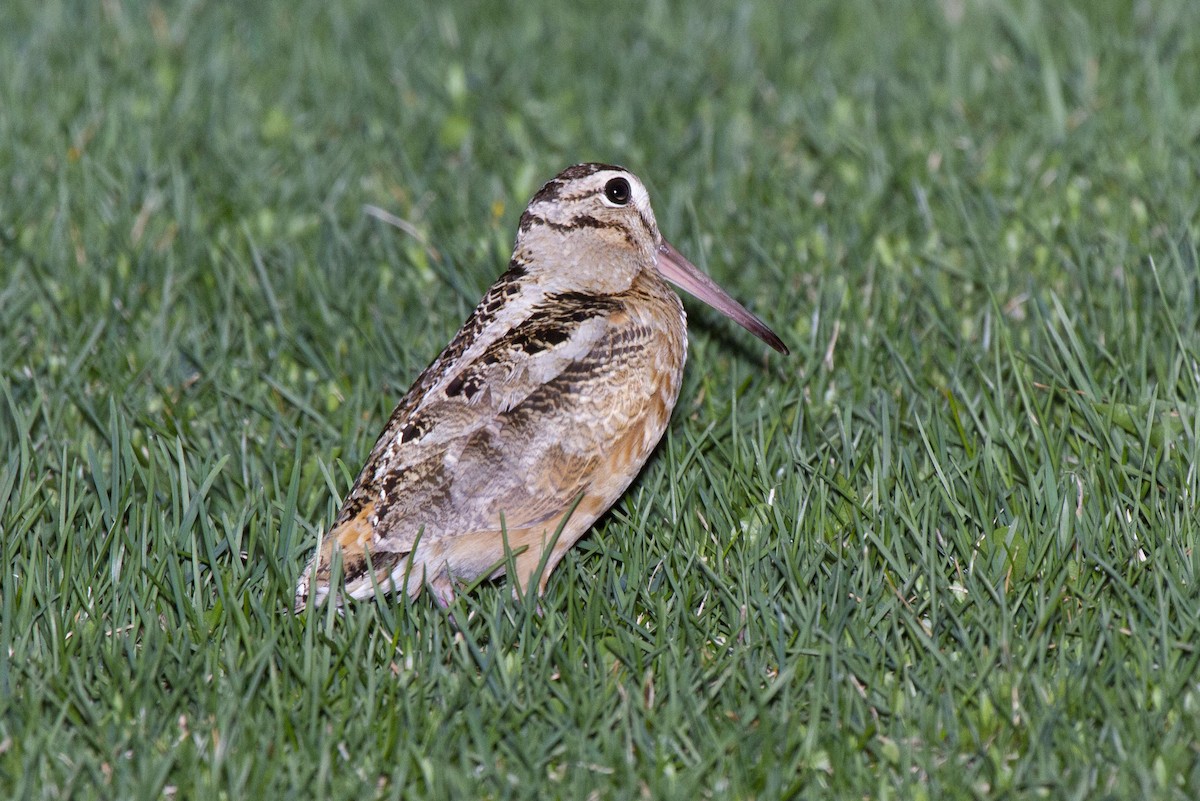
[513,163,787,354]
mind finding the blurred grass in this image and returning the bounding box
[2,0,1199,797]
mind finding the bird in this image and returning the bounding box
[295,163,788,611]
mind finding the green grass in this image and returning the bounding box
[2,0,1199,797]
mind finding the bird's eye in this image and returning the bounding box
[604,177,631,206]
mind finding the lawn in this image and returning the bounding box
[2,0,1199,797]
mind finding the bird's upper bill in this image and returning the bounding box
[654,240,789,355]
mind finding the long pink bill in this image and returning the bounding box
[655,240,789,355]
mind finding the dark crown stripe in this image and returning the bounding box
[555,162,625,181]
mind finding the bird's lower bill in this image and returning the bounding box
[653,239,788,355]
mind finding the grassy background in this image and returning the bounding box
[2,0,1199,797]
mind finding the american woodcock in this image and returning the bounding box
[295,163,788,610]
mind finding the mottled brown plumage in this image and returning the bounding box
[295,163,787,610]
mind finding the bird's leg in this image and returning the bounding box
[428,571,457,609]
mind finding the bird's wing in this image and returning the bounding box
[306,289,661,584]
